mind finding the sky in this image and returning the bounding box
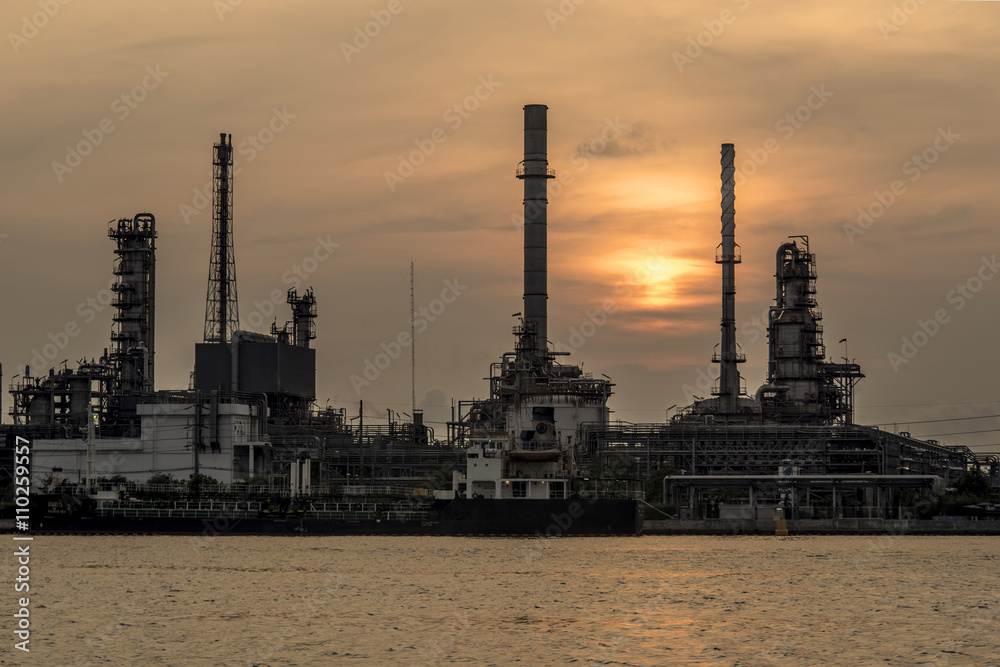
[1,0,998,452]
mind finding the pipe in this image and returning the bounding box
[230,330,241,391]
[754,383,789,405]
[519,104,553,354]
[775,242,798,307]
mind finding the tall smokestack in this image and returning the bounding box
[518,104,553,354]
[716,143,743,414]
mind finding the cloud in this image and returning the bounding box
[573,121,675,159]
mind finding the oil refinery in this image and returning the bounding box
[1,106,997,534]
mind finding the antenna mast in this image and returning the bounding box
[410,261,416,419]
[204,133,239,343]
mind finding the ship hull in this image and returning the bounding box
[21,495,643,536]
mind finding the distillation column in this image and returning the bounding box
[288,288,317,348]
[109,213,157,395]
[767,239,825,421]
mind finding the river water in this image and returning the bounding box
[4,535,999,666]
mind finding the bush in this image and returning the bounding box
[644,466,680,503]
[187,473,220,497]
[147,473,176,486]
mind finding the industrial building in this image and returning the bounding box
[1,113,996,522]
[579,144,997,519]
[2,133,452,492]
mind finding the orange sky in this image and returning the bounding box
[1,0,999,450]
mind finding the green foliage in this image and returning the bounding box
[430,464,454,490]
[95,475,129,485]
[37,472,54,491]
[644,465,680,503]
[939,493,986,516]
[146,473,176,486]
[187,473,220,497]
[604,453,639,480]
[954,469,991,499]
[917,469,994,518]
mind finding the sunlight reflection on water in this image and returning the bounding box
[18,535,1000,666]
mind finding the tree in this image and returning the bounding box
[187,473,220,497]
[147,473,176,487]
[644,465,680,503]
[917,469,994,519]
[430,464,454,491]
[954,469,991,499]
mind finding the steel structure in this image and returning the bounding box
[757,236,864,424]
[108,213,157,422]
[581,422,994,479]
[4,118,997,506]
[450,105,614,451]
[714,143,746,414]
[8,361,111,430]
[204,133,239,344]
[663,474,944,521]
[273,288,317,348]
[686,145,756,420]
[9,213,156,432]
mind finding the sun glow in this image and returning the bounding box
[585,175,711,212]
[605,249,709,309]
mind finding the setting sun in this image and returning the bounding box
[605,248,710,310]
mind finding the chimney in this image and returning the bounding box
[518,104,554,354]
[716,143,743,413]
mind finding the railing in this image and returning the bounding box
[515,164,556,178]
[715,249,742,263]
[96,504,434,522]
[578,489,645,500]
[517,442,558,452]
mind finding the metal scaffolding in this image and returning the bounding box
[204,132,239,344]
